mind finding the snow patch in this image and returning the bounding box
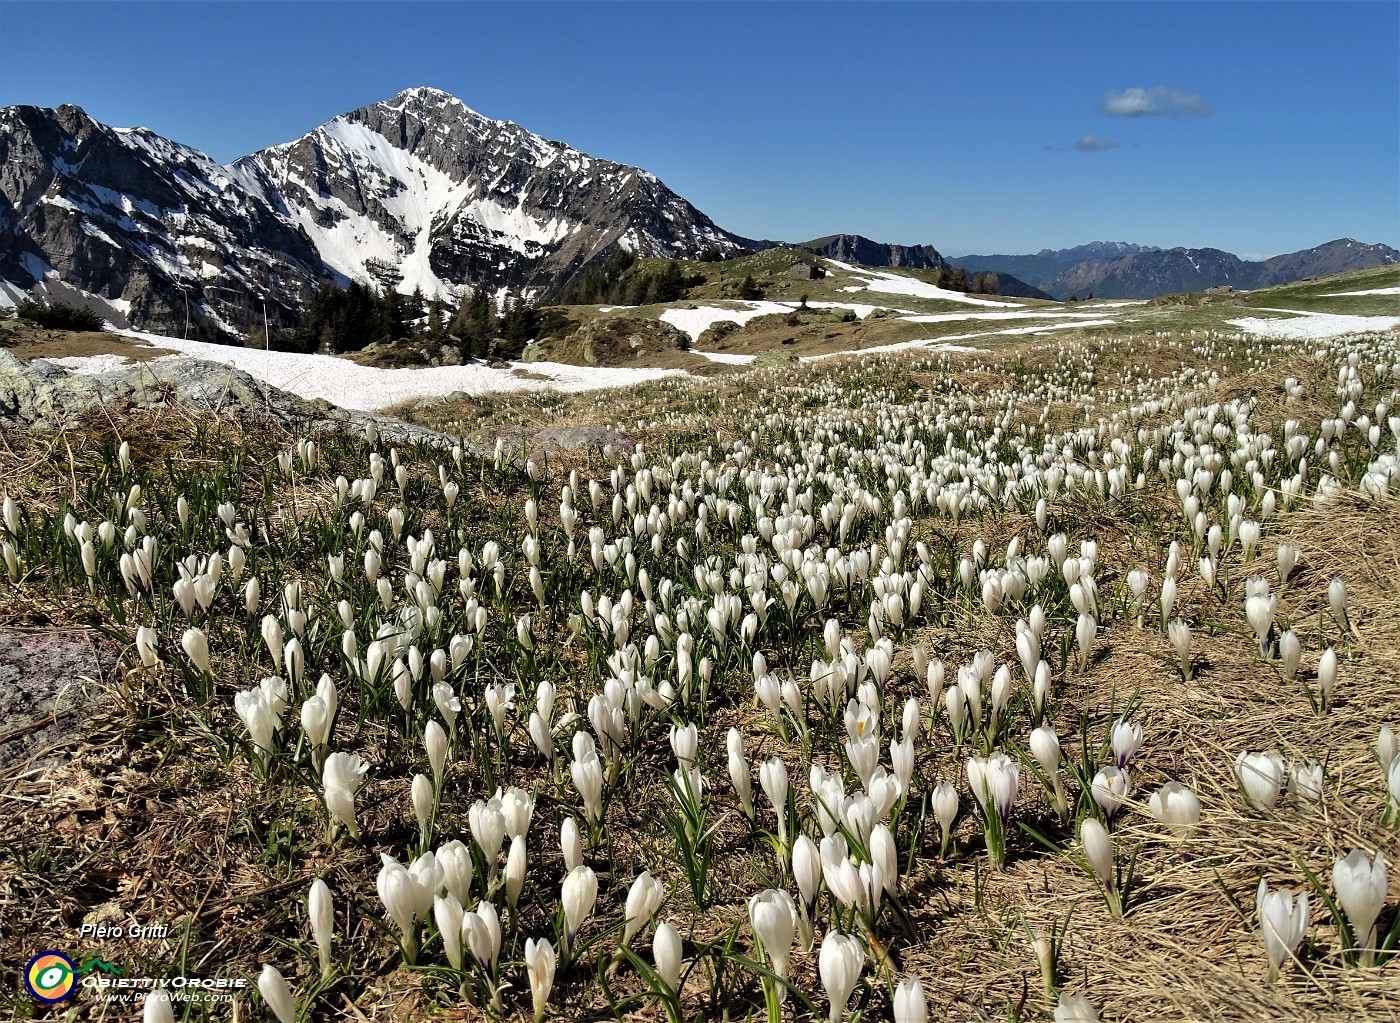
[822,259,1019,307]
[659,300,896,343]
[660,303,792,342]
[1227,309,1400,339]
[1319,286,1400,297]
[900,310,1117,325]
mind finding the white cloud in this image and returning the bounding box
[1075,135,1118,153]
[1102,86,1210,117]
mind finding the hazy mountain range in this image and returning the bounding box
[954,239,1398,300]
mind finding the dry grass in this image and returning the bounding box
[0,319,175,362]
[2,328,1399,1023]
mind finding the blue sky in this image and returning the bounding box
[1,1,1395,257]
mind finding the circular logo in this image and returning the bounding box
[26,951,77,1003]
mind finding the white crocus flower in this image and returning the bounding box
[728,727,754,819]
[411,774,434,846]
[434,893,465,970]
[893,976,927,1023]
[425,720,448,787]
[437,839,474,905]
[1235,751,1285,811]
[749,888,798,999]
[1332,849,1387,964]
[181,627,210,673]
[653,921,682,992]
[1110,717,1142,768]
[1090,765,1131,820]
[1054,991,1101,1022]
[1148,781,1201,838]
[524,937,556,1023]
[760,758,790,845]
[142,991,174,1023]
[561,864,598,955]
[818,931,864,1023]
[322,751,368,839]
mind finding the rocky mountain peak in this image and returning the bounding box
[1,91,755,340]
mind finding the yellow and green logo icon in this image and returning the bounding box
[25,951,77,1003]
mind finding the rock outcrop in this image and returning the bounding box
[0,349,463,448]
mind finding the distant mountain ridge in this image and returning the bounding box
[793,234,1053,299]
[955,238,1399,300]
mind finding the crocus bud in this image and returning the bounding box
[1379,727,1398,770]
[257,965,297,1023]
[893,976,927,1023]
[1256,878,1308,981]
[728,728,754,818]
[760,758,790,845]
[1317,647,1337,710]
[308,879,334,979]
[425,720,448,787]
[932,780,959,850]
[180,627,210,673]
[653,921,682,992]
[434,893,465,970]
[300,696,331,761]
[1080,818,1115,893]
[142,991,174,1023]
[623,870,665,947]
[749,889,798,998]
[505,835,527,909]
[1279,630,1302,681]
[261,614,283,671]
[560,817,583,872]
[1030,726,1061,776]
[1327,577,1350,632]
[412,774,434,846]
[135,626,159,667]
[792,834,821,950]
[465,900,501,972]
[561,864,598,951]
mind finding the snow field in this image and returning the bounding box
[48,331,683,412]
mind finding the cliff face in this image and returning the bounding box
[797,234,951,271]
[0,103,330,339]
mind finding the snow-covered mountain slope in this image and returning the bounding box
[0,88,755,340]
[230,87,752,304]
